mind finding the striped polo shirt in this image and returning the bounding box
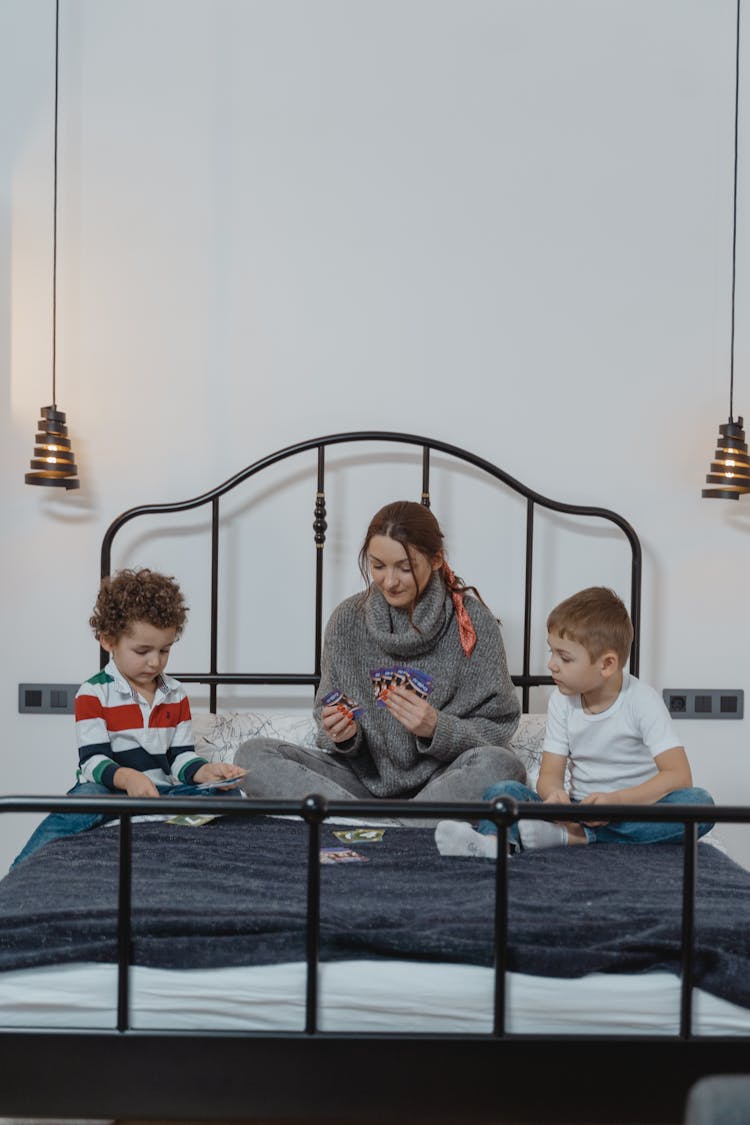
[75,658,205,790]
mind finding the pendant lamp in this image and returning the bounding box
[25,0,79,491]
[703,0,750,498]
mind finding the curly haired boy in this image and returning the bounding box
[12,569,244,868]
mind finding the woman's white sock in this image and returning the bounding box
[434,820,498,859]
[518,820,570,850]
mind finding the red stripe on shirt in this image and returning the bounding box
[75,695,104,722]
[76,698,144,732]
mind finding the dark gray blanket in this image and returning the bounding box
[1,816,748,1009]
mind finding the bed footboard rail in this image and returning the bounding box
[1,793,749,1124]
[1,792,741,1042]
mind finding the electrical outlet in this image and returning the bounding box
[662,689,744,720]
[18,683,79,715]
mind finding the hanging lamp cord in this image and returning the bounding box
[51,0,59,409]
[730,0,741,423]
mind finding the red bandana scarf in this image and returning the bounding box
[442,563,477,657]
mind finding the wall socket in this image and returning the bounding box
[18,683,79,715]
[663,689,744,720]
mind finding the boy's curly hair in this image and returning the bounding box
[89,568,188,641]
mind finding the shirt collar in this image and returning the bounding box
[104,657,177,701]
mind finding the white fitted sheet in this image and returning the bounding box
[1,959,748,1036]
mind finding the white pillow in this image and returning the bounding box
[507,713,546,786]
[192,710,318,761]
[192,709,546,784]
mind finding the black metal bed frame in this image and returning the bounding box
[100,431,643,709]
[2,432,749,1125]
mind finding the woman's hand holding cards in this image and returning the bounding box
[321,703,358,743]
[383,685,437,738]
[320,690,362,743]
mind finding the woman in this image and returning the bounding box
[236,500,524,802]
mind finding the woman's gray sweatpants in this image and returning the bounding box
[234,737,526,809]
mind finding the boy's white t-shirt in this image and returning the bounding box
[543,672,682,800]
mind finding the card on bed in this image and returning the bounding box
[320,847,369,864]
[333,828,385,843]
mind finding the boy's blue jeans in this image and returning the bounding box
[10,779,241,869]
[478,780,716,847]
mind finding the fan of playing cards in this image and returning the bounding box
[370,666,433,705]
[322,667,433,721]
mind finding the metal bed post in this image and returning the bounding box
[313,446,327,691]
[491,799,513,1038]
[522,499,535,715]
[680,821,698,1039]
[421,445,431,507]
[116,812,133,1033]
[629,550,642,677]
[302,795,325,1034]
[210,496,220,713]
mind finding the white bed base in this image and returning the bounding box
[2,959,749,1038]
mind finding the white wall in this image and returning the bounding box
[2,0,749,870]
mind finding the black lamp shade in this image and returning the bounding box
[25,405,80,490]
[702,417,750,499]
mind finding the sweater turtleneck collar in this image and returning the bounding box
[363,571,454,658]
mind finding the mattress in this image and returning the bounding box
[2,959,750,1036]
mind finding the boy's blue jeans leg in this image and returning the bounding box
[476,783,715,849]
[10,781,113,869]
[478,780,540,848]
[587,788,715,844]
[10,779,243,869]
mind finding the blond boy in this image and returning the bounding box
[436,587,714,858]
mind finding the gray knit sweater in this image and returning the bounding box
[314,572,521,797]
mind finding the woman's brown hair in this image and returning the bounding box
[357,500,484,608]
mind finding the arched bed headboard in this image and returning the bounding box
[100,431,642,713]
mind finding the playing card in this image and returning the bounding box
[403,667,433,699]
[192,770,248,791]
[322,689,363,720]
[333,828,385,843]
[320,848,369,864]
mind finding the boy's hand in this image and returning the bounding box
[580,790,616,826]
[321,703,357,744]
[113,767,160,798]
[193,761,246,788]
[383,685,437,739]
[542,787,570,805]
